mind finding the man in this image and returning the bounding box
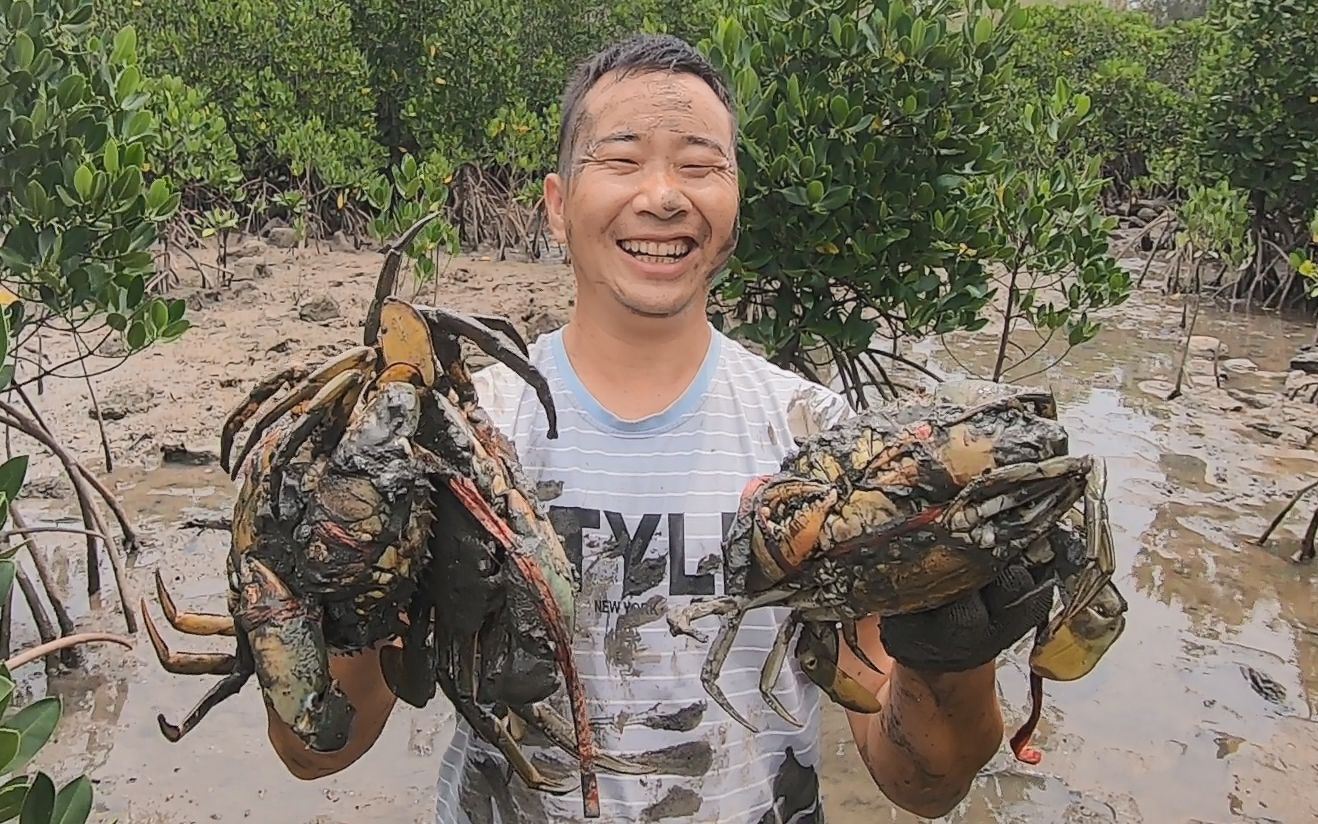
[266,33,1052,823]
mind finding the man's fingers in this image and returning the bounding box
[980,563,1036,614]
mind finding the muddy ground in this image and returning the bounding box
[6,237,1318,823]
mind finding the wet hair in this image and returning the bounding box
[555,33,737,177]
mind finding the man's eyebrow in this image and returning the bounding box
[588,131,639,150]
[683,134,730,157]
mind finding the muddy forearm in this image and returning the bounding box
[838,617,1002,818]
[267,640,398,779]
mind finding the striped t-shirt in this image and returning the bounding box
[433,323,853,823]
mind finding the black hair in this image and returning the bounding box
[556,33,737,176]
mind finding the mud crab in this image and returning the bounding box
[140,218,625,816]
[667,380,1128,764]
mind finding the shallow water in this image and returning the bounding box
[10,272,1318,823]
[822,294,1318,823]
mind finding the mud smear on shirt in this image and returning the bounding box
[696,553,721,577]
[533,478,563,502]
[533,740,714,782]
[641,785,703,822]
[458,751,551,824]
[755,747,822,824]
[604,595,666,673]
[606,701,706,734]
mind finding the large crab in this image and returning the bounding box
[140,219,630,816]
[667,380,1127,764]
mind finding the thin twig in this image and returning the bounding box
[4,632,134,671]
[1167,278,1202,402]
[73,331,113,473]
[0,526,115,543]
[11,388,140,552]
[1254,478,1318,546]
[0,410,134,632]
[13,563,61,674]
[8,506,77,643]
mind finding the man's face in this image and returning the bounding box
[544,69,740,321]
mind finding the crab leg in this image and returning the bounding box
[512,703,660,776]
[839,619,883,675]
[362,212,443,347]
[220,365,311,473]
[268,370,368,509]
[141,598,237,675]
[410,301,559,438]
[435,648,578,797]
[440,472,600,816]
[156,631,257,743]
[154,570,235,636]
[1009,672,1046,764]
[466,313,532,356]
[758,612,803,728]
[228,346,376,479]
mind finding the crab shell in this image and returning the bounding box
[726,383,1072,599]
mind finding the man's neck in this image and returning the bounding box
[560,306,712,422]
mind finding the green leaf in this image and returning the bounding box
[126,321,145,350]
[0,679,12,719]
[0,777,30,822]
[0,456,27,504]
[6,0,30,27]
[8,33,34,70]
[973,16,993,45]
[110,26,137,64]
[50,776,92,824]
[0,563,13,626]
[806,180,824,205]
[73,166,93,202]
[0,730,18,776]
[4,697,61,775]
[18,773,52,824]
[114,66,140,104]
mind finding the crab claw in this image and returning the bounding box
[410,301,559,439]
[236,558,355,753]
[733,478,840,591]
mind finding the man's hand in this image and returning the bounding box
[835,561,1055,818]
[879,561,1055,674]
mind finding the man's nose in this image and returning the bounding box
[632,166,689,218]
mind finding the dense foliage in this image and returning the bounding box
[74,0,1314,321]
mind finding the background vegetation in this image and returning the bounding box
[71,0,1313,396]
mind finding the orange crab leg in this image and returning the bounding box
[445,473,600,817]
[1009,672,1045,764]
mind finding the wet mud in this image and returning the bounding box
[5,240,1317,822]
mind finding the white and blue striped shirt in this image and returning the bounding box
[434,323,852,823]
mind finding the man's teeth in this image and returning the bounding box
[620,239,692,259]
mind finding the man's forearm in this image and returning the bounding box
[835,616,1003,818]
[851,662,1002,818]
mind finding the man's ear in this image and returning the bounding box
[544,172,567,243]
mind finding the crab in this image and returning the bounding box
[667,380,1127,764]
[140,218,625,816]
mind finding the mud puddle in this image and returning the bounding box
[821,294,1318,823]
[8,241,1317,823]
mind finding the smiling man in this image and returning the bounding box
[263,33,1053,823]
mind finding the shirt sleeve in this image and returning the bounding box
[783,380,855,442]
